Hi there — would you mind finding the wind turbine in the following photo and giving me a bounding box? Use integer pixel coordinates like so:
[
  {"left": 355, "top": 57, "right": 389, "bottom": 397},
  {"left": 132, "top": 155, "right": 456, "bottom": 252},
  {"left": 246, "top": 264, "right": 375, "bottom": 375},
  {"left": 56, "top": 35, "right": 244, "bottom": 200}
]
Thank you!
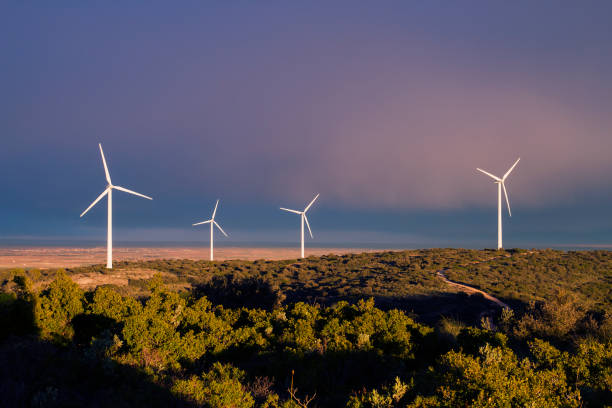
[
  {"left": 193, "top": 200, "right": 228, "bottom": 261},
  {"left": 280, "top": 194, "right": 319, "bottom": 259},
  {"left": 477, "top": 158, "right": 520, "bottom": 250},
  {"left": 80, "top": 143, "right": 153, "bottom": 269}
]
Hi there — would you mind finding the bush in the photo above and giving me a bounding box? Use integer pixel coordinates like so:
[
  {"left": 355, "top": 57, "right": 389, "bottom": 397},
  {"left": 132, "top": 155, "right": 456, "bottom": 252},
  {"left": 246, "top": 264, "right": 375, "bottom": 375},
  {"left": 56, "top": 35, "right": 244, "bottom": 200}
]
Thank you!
[
  {"left": 36, "top": 270, "right": 84, "bottom": 341},
  {"left": 514, "top": 290, "right": 586, "bottom": 342},
  {"left": 172, "top": 362, "right": 255, "bottom": 408},
  {"left": 421, "top": 345, "right": 582, "bottom": 407}
]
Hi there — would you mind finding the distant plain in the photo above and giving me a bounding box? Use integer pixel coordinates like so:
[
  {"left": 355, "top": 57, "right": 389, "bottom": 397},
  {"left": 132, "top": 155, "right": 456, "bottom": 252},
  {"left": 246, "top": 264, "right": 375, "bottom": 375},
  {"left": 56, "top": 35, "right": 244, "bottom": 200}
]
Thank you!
[{"left": 0, "top": 246, "right": 379, "bottom": 268}]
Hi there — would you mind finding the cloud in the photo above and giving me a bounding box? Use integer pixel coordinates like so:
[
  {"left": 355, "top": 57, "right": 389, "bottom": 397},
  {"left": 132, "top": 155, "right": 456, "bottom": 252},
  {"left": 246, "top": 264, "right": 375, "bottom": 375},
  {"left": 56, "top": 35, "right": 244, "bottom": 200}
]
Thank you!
[
  {"left": 3, "top": 3, "right": 611, "bottom": 215},
  {"left": 208, "top": 57, "right": 612, "bottom": 210}
]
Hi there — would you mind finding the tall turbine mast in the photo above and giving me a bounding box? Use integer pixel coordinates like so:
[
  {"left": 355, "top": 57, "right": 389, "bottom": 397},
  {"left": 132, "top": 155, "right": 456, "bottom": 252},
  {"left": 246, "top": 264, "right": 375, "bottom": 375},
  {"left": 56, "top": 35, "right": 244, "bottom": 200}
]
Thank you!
[
  {"left": 476, "top": 158, "right": 520, "bottom": 250},
  {"left": 80, "top": 143, "right": 153, "bottom": 268},
  {"left": 193, "top": 199, "right": 228, "bottom": 261},
  {"left": 281, "top": 194, "right": 319, "bottom": 258}
]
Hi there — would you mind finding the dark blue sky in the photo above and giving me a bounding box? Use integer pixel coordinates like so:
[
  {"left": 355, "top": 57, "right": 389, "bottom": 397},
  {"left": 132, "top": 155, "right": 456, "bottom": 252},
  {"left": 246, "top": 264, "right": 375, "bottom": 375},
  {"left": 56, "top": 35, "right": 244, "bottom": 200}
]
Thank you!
[{"left": 1, "top": 2, "right": 611, "bottom": 248}]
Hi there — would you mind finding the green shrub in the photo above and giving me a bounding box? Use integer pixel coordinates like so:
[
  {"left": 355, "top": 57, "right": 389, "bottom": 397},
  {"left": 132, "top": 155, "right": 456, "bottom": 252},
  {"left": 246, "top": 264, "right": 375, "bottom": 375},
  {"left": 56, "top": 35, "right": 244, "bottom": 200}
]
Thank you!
[
  {"left": 346, "top": 377, "right": 412, "bottom": 408},
  {"left": 172, "top": 362, "right": 254, "bottom": 408},
  {"left": 420, "top": 345, "right": 582, "bottom": 407},
  {"left": 36, "top": 270, "right": 84, "bottom": 341}
]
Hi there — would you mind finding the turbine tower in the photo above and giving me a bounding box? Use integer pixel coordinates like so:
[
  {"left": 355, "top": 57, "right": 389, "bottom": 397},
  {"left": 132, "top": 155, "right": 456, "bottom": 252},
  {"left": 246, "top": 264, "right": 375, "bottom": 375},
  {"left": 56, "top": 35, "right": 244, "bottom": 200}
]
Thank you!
[
  {"left": 477, "top": 158, "right": 520, "bottom": 250},
  {"left": 280, "top": 194, "right": 319, "bottom": 258},
  {"left": 193, "top": 200, "right": 228, "bottom": 261},
  {"left": 80, "top": 143, "right": 153, "bottom": 269}
]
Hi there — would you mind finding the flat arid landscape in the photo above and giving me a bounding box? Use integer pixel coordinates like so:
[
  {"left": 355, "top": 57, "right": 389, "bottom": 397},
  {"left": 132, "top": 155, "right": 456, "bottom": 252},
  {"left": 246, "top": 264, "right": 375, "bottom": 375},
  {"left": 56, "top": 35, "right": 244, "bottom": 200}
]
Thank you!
[{"left": 0, "top": 246, "right": 377, "bottom": 268}]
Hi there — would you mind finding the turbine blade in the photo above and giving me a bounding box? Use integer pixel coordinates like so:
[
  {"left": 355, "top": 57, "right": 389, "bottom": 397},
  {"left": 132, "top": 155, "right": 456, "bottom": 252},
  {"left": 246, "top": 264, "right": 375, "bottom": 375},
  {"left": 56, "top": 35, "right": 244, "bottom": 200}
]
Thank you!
[
  {"left": 304, "top": 193, "right": 319, "bottom": 212},
  {"left": 113, "top": 185, "right": 153, "bottom": 200},
  {"left": 476, "top": 168, "right": 502, "bottom": 181},
  {"left": 280, "top": 207, "right": 302, "bottom": 215},
  {"left": 212, "top": 199, "right": 219, "bottom": 220},
  {"left": 99, "top": 143, "right": 112, "bottom": 184},
  {"left": 80, "top": 188, "right": 109, "bottom": 217},
  {"left": 214, "top": 221, "right": 228, "bottom": 237},
  {"left": 503, "top": 158, "right": 521, "bottom": 180},
  {"left": 193, "top": 219, "right": 212, "bottom": 226},
  {"left": 303, "top": 214, "right": 313, "bottom": 239},
  {"left": 502, "top": 182, "right": 512, "bottom": 217}
]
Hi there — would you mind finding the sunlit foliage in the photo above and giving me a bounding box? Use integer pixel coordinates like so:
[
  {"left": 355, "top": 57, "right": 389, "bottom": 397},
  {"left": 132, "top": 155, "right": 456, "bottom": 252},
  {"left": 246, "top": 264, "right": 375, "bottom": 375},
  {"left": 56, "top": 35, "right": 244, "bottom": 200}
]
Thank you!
[{"left": 0, "top": 249, "right": 611, "bottom": 406}]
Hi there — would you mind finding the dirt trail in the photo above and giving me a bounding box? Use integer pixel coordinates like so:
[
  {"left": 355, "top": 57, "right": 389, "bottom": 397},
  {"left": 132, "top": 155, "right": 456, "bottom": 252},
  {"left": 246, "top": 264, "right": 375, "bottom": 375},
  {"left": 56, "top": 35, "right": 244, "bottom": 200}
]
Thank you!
[
  {"left": 437, "top": 268, "right": 509, "bottom": 309},
  {"left": 435, "top": 252, "right": 530, "bottom": 310}
]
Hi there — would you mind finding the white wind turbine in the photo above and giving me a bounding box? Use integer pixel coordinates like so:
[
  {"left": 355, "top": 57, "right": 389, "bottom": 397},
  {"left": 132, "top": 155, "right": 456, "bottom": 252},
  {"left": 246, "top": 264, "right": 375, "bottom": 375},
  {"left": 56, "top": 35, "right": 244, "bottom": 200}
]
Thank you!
[
  {"left": 80, "top": 143, "right": 153, "bottom": 269},
  {"left": 280, "top": 194, "right": 319, "bottom": 259},
  {"left": 477, "top": 158, "right": 520, "bottom": 250},
  {"left": 193, "top": 200, "right": 228, "bottom": 261}
]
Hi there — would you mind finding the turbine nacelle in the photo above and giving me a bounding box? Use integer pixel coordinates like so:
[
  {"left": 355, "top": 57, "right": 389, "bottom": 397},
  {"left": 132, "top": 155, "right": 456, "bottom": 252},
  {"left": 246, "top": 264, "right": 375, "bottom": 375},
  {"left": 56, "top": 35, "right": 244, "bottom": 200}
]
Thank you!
[
  {"left": 476, "top": 158, "right": 519, "bottom": 217},
  {"left": 281, "top": 194, "right": 319, "bottom": 258},
  {"left": 80, "top": 143, "right": 153, "bottom": 269},
  {"left": 193, "top": 199, "right": 228, "bottom": 236},
  {"left": 476, "top": 158, "right": 520, "bottom": 250},
  {"left": 280, "top": 193, "right": 319, "bottom": 239},
  {"left": 80, "top": 144, "right": 153, "bottom": 218},
  {"left": 193, "top": 200, "right": 228, "bottom": 261}
]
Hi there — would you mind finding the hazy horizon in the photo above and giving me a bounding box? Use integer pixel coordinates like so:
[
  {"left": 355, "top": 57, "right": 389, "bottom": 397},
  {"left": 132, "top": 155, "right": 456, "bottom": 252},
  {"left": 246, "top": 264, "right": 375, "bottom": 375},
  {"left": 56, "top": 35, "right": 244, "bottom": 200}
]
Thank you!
[{"left": 1, "top": 237, "right": 610, "bottom": 252}]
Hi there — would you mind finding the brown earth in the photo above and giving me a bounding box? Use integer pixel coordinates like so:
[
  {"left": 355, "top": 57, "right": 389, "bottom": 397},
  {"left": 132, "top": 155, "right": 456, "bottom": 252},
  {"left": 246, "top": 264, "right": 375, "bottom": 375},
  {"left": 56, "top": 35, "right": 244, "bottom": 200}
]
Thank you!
[
  {"left": 437, "top": 268, "right": 509, "bottom": 309},
  {"left": 0, "top": 247, "right": 380, "bottom": 269}
]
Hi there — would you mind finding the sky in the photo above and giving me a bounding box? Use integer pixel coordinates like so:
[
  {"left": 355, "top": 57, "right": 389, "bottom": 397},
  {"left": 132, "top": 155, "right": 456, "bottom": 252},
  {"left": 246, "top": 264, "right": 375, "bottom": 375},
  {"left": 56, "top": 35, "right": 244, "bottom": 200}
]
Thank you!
[{"left": 1, "top": 2, "right": 612, "bottom": 248}]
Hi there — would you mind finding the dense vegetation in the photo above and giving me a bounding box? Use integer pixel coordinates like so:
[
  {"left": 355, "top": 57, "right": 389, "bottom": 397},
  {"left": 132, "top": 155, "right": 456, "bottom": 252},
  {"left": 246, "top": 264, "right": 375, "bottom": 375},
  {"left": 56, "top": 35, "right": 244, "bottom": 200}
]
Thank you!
[
  {"left": 65, "top": 249, "right": 505, "bottom": 324},
  {"left": 1, "top": 249, "right": 611, "bottom": 407},
  {"left": 445, "top": 250, "right": 612, "bottom": 311}
]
